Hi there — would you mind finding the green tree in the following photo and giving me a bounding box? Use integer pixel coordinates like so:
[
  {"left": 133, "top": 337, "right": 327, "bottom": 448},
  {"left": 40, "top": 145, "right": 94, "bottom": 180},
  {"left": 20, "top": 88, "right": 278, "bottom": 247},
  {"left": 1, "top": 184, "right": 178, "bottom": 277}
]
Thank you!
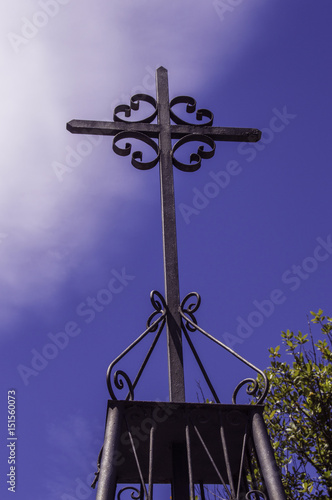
[{"left": 264, "top": 309, "right": 332, "bottom": 499}]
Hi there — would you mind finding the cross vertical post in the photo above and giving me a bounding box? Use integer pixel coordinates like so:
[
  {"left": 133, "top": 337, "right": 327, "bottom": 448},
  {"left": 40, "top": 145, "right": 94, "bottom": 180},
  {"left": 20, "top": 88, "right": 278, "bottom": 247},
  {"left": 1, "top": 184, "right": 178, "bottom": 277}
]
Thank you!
[
  {"left": 65, "top": 68, "right": 288, "bottom": 500},
  {"left": 66, "top": 66, "right": 263, "bottom": 409},
  {"left": 156, "top": 67, "right": 185, "bottom": 403}
]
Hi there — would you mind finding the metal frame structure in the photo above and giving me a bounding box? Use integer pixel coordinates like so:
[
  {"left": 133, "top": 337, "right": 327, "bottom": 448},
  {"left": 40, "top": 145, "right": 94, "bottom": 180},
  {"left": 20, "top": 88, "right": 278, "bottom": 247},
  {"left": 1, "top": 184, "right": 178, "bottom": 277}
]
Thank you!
[{"left": 67, "top": 67, "right": 286, "bottom": 500}]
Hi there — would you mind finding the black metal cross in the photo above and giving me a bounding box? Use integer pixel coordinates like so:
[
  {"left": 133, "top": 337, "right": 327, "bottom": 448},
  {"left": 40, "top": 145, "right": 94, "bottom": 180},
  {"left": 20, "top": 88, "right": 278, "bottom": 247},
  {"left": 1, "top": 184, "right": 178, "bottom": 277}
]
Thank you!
[{"left": 67, "top": 66, "right": 261, "bottom": 403}]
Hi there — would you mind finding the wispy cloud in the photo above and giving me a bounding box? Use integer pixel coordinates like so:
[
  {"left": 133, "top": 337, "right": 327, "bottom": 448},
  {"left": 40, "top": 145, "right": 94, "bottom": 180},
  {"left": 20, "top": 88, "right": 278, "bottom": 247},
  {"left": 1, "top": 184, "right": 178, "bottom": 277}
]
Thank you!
[{"left": 0, "top": 1, "right": 273, "bottom": 331}]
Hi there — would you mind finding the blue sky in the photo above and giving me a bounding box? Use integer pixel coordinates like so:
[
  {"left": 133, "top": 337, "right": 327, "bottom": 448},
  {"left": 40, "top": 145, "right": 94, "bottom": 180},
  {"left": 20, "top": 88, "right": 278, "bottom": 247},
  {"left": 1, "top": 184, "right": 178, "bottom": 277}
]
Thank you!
[{"left": 1, "top": 1, "right": 332, "bottom": 499}]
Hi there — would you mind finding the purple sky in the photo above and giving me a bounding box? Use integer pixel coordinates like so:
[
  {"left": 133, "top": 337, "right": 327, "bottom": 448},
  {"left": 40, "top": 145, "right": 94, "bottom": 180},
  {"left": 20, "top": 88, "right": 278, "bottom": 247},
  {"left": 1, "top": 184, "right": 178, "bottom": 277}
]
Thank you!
[{"left": 1, "top": 1, "right": 332, "bottom": 499}]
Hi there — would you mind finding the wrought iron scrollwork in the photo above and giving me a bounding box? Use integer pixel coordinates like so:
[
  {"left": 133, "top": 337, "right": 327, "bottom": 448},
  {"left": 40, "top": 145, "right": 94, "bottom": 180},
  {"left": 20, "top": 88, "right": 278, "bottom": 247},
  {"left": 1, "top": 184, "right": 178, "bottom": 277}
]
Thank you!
[
  {"left": 147, "top": 290, "right": 166, "bottom": 330},
  {"left": 180, "top": 292, "right": 201, "bottom": 331},
  {"left": 170, "top": 96, "right": 214, "bottom": 126},
  {"left": 233, "top": 378, "right": 266, "bottom": 406},
  {"left": 112, "top": 93, "right": 159, "bottom": 170},
  {"left": 169, "top": 96, "right": 216, "bottom": 171},
  {"left": 113, "top": 131, "right": 159, "bottom": 170},
  {"left": 106, "top": 291, "right": 166, "bottom": 400},
  {"left": 114, "top": 94, "right": 157, "bottom": 124},
  {"left": 179, "top": 292, "right": 269, "bottom": 404},
  {"left": 246, "top": 491, "right": 267, "bottom": 500},
  {"left": 117, "top": 486, "right": 141, "bottom": 500},
  {"left": 172, "top": 134, "right": 216, "bottom": 172}
]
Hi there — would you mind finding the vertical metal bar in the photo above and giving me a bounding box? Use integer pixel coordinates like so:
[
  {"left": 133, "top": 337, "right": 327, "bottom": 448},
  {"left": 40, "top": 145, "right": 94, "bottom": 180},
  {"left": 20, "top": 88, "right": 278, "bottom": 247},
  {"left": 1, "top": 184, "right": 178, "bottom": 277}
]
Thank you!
[
  {"left": 199, "top": 482, "right": 205, "bottom": 500},
  {"left": 219, "top": 413, "right": 236, "bottom": 498},
  {"left": 172, "top": 442, "right": 190, "bottom": 500},
  {"left": 96, "top": 405, "right": 123, "bottom": 500},
  {"left": 185, "top": 424, "right": 195, "bottom": 500},
  {"left": 156, "top": 66, "right": 185, "bottom": 403},
  {"left": 236, "top": 427, "right": 248, "bottom": 499},
  {"left": 148, "top": 425, "right": 155, "bottom": 500},
  {"left": 193, "top": 424, "right": 230, "bottom": 495},
  {"left": 251, "top": 411, "right": 287, "bottom": 500},
  {"left": 126, "top": 424, "right": 148, "bottom": 499}
]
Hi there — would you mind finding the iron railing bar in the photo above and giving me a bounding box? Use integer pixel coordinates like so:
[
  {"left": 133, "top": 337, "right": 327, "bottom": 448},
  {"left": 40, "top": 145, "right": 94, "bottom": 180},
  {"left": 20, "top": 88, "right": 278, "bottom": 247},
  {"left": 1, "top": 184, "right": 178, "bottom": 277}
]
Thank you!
[
  {"left": 185, "top": 424, "right": 195, "bottom": 500},
  {"left": 181, "top": 321, "right": 221, "bottom": 403},
  {"left": 239, "top": 448, "right": 252, "bottom": 498},
  {"left": 218, "top": 411, "right": 236, "bottom": 498},
  {"left": 125, "top": 416, "right": 149, "bottom": 499},
  {"left": 192, "top": 422, "right": 232, "bottom": 497},
  {"left": 148, "top": 425, "right": 155, "bottom": 500},
  {"left": 246, "top": 447, "right": 259, "bottom": 496},
  {"left": 107, "top": 311, "right": 167, "bottom": 399},
  {"left": 199, "top": 483, "right": 205, "bottom": 500},
  {"left": 203, "top": 485, "right": 230, "bottom": 500},
  {"left": 179, "top": 310, "right": 269, "bottom": 403},
  {"left": 127, "top": 318, "right": 166, "bottom": 400},
  {"left": 236, "top": 424, "right": 248, "bottom": 499}
]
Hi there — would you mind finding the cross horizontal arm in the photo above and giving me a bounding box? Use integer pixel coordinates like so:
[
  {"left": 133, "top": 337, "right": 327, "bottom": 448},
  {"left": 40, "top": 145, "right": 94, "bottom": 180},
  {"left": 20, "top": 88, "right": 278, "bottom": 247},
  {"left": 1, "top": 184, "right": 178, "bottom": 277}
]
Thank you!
[
  {"left": 67, "top": 119, "right": 261, "bottom": 142},
  {"left": 174, "top": 126, "right": 261, "bottom": 142},
  {"left": 66, "top": 120, "right": 160, "bottom": 138}
]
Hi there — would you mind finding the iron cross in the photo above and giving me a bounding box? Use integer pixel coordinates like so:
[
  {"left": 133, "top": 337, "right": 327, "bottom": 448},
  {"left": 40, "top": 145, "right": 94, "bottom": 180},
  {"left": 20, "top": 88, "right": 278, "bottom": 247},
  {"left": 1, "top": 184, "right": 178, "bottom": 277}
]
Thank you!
[{"left": 67, "top": 66, "right": 261, "bottom": 403}]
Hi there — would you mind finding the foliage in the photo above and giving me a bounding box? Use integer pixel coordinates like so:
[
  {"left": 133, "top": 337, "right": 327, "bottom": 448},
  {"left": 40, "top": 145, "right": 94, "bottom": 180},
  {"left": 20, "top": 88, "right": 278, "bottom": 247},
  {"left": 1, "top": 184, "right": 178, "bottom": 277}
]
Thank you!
[{"left": 264, "top": 309, "right": 332, "bottom": 499}]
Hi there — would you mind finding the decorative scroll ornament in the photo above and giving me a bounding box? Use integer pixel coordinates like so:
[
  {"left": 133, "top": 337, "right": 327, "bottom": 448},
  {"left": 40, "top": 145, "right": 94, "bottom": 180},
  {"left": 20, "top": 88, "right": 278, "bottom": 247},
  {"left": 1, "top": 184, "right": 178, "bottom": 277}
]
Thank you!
[
  {"left": 113, "top": 94, "right": 157, "bottom": 124},
  {"left": 169, "top": 96, "right": 216, "bottom": 171},
  {"left": 232, "top": 377, "right": 266, "bottom": 406},
  {"left": 106, "top": 291, "right": 166, "bottom": 401},
  {"left": 246, "top": 491, "right": 267, "bottom": 500},
  {"left": 112, "top": 93, "right": 159, "bottom": 170},
  {"left": 117, "top": 486, "right": 141, "bottom": 500},
  {"left": 172, "top": 134, "right": 216, "bottom": 172},
  {"left": 170, "top": 96, "right": 214, "bottom": 126},
  {"left": 180, "top": 292, "right": 201, "bottom": 331},
  {"left": 113, "top": 131, "right": 159, "bottom": 170},
  {"left": 179, "top": 292, "right": 269, "bottom": 405}
]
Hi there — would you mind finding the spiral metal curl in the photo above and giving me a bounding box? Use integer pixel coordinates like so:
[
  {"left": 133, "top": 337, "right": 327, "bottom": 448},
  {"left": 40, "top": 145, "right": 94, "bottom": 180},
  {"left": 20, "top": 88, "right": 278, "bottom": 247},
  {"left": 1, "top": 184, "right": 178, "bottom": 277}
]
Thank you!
[
  {"left": 246, "top": 491, "right": 267, "bottom": 500},
  {"left": 232, "top": 378, "right": 262, "bottom": 405},
  {"left": 170, "top": 96, "right": 214, "bottom": 126},
  {"left": 114, "top": 94, "right": 157, "bottom": 124},
  {"left": 147, "top": 290, "right": 167, "bottom": 331},
  {"left": 179, "top": 292, "right": 269, "bottom": 404},
  {"left": 117, "top": 486, "right": 141, "bottom": 500},
  {"left": 113, "top": 370, "right": 134, "bottom": 401},
  {"left": 180, "top": 292, "right": 201, "bottom": 332},
  {"left": 106, "top": 290, "right": 167, "bottom": 400},
  {"left": 172, "top": 134, "right": 216, "bottom": 172},
  {"left": 113, "top": 131, "right": 159, "bottom": 170}
]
